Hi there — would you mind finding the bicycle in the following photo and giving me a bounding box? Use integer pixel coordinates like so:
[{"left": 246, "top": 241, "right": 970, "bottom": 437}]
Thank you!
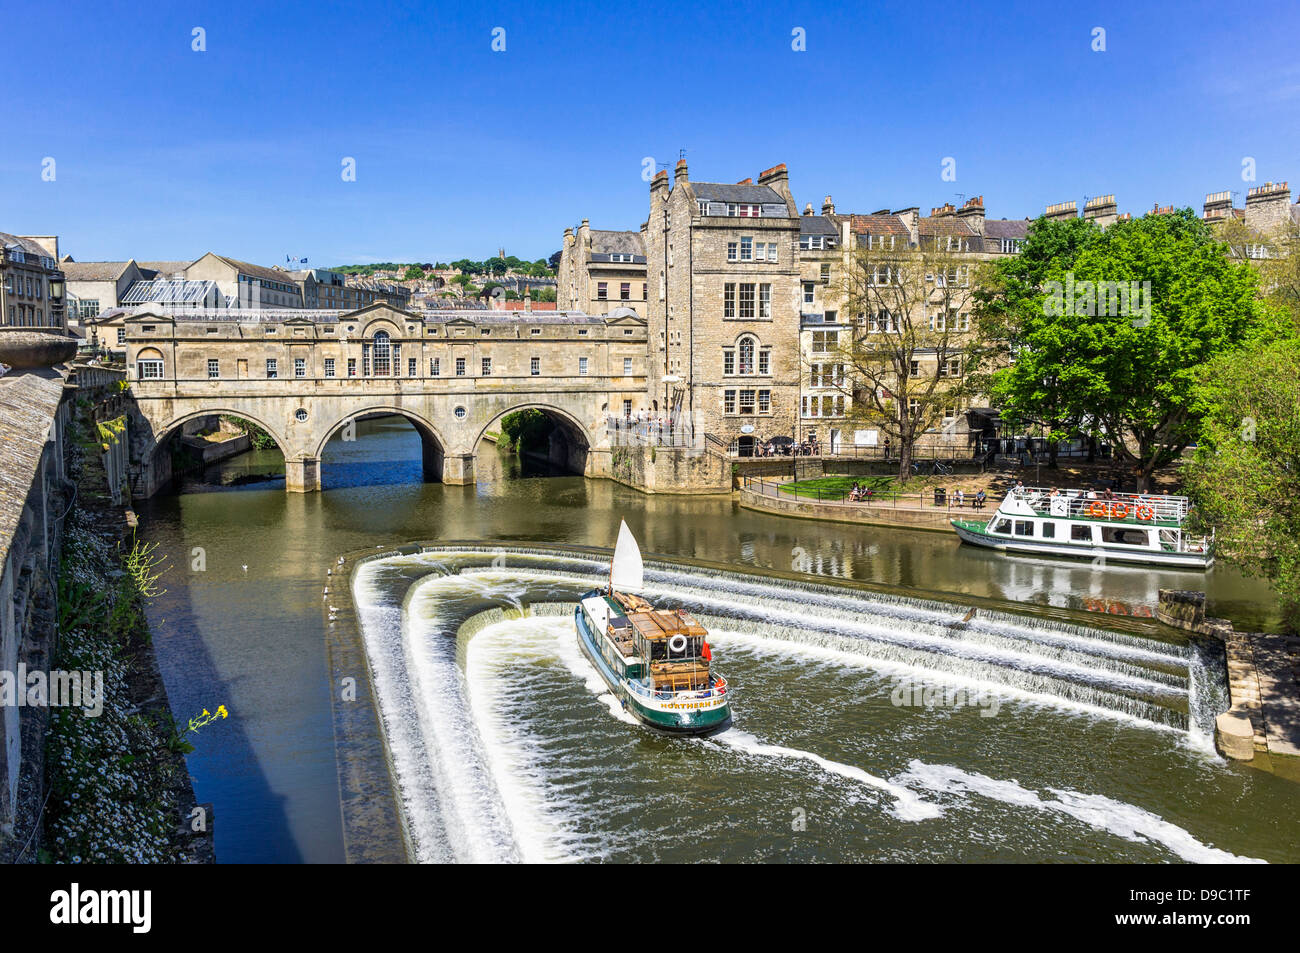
[{"left": 912, "top": 460, "right": 954, "bottom": 476}]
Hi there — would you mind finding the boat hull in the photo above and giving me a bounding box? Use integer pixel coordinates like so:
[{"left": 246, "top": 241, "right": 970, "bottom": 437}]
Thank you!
[
  {"left": 574, "top": 594, "right": 731, "bottom": 736},
  {"left": 951, "top": 519, "right": 1213, "bottom": 570}
]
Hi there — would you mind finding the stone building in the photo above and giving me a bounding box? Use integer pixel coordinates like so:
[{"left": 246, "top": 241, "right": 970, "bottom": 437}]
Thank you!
[
  {"left": 556, "top": 221, "right": 648, "bottom": 317},
  {"left": 1, "top": 234, "right": 65, "bottom": 330},
  {"left": 641, "top": 160, "right": 805, "bottom": 450}
]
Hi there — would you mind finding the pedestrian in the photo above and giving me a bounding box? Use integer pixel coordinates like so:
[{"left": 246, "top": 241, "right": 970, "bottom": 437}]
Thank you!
[{"left": 884, "top": 437, "right": 891, "bottom": 460}]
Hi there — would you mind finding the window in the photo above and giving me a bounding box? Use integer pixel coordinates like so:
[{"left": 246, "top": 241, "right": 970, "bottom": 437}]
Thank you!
[
  {"left": 620, "top": 282, "right": 630, "bottom": 300},
  {"left": 724, "top": 389, "right": 736, "bottom": 414},
  {"left": 408, "top": 357, "right": 417, "bottom": 376},
  {"left": 993, "top": 519, "right": 1012, "bottom": 534},
  {"left": 430, "top": 358, "right": 440, "bottom": 376},
  {"left": 295, "top": 358, "right": 306, "bottom": 378},
  {"left": 530, "top": 327, "right": 541, "bottom": 335},
  {"left": 759, "top": 349, "right": 770, "bottom": 375},
  {"left": 820, "top": 263, "right": 831, "bottom": 284},
  {"left": 727, "top": 242, "right": 738, "bottom": 262},
  {"left": 738, "top": 389, "right": 756, "bottom": 414},
  {"left": 456, "top": 357, "right": 466, "bottom": 376},
  {"left": 723, "top": 283, "right": 736, "bottom": 318},
  {"left": 623, "top": 399, "right": 632, "bottom": 416},
  {"left": 758, "top": 283, "right": 771, "bottom": 319},
  {"left": 266, "top": 359, "right": 278, "bottom": 379},
  {"left": 1042, "top": 523, "right": 1056, "bottom": 539},
  {"left": 758, "top": 389, "right": 771, "bottom": 413},
  {"left": 1014, "top": 520, "right": 1034, "bottom": 536},
  {"left": 623, "top": 357, "right": 633, "bottom": 375},
  {"left": 738, "top": 283, "right": 755, "bottom": 319},
  {"left": 940, "top": 359, "right": 961, "bottom": 378},
  {"left": 1071, "top": 525, "right": 1093, "bottom": 542},
  {"left": 740, "top": 236, "right": 753, "bottom": 261},
  {"left": 531, "top": 356, "right": 540, "bottom": 376},
  {"left": 738, "top": 336, "right": 755, "bottom": 374},
  {"left": 803, "top": 281, "right": 815, "bottom": 305},
  {"left": 481, "top": 357, "right": 492, "bottom": 376},
  {"left": 597, "top": 282, "right": 608, "bottom": 300},
  {"left": 347, "top": 358, "right": 357, "bottom": 377},
  {"left": 372, "top": 330, "right": 391, "bottom": 376},
  {"left": 723, "top": 349, "right": 735, "bottom": 375},
  {"left": 138, "top": 359, "right": 164, "bottom": 380},
  {"left": 812, "top": 330, "right": 838, "bottom": 353},
  {"left": 578, "top": 357, "right": 588, "bottom": 375},
  {"left": 207, "top": 359, "right": 219, "bottom": 379},
  {"left": 324, "top": 358, "right": 335, "bottom": 378},
  {"left": 117, "top": 328, "right": 126, "bottom": 344}
]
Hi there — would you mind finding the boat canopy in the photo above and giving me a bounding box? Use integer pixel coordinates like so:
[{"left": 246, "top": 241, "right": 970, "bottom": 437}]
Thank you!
[{"left": 611, "top": 519, "right": 644, "bottom": 592}]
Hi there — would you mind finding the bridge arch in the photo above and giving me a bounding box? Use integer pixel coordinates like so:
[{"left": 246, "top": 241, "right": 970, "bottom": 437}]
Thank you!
[
  {"left": 474, "top": 401, "right": 595, "bottom": 479},
  {"left": 313, "top": 406, "right": 448, "bottom": 460}
]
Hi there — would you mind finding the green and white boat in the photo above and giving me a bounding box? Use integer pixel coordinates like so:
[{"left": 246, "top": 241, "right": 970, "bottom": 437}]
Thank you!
[
  {"left": 575, "top": 521, "right": 731, "bottom": 735},
  {"left": 951, "top": 486, "right": 1213, "bottom": 570}
]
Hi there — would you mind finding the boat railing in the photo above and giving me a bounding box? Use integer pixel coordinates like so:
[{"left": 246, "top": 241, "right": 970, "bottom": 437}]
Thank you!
[
  {"left": 627, "top": 671, "right": 728, "bottom": 702},
  {"left": 1006, "top": 487, "right": 1190, "bottom": 523}
]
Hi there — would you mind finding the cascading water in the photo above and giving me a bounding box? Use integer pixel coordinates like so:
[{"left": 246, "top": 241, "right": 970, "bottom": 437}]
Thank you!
[{"left": 351, "top": 545, "right": 1277, "bottom": 863}]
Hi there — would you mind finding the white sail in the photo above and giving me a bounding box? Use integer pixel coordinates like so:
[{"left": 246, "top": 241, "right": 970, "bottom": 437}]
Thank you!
[{"left": 610, "top": 519, "right": 644, "bottom": 593}]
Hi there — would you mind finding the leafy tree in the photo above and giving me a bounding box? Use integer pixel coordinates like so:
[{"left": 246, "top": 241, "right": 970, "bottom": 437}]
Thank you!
[
  {"left": 982, "top": 209, "right": 1266, "bottom": 489},
  {"left": 1183, "top": 339, "right": 1300, "bottom": 627},
  {"left": 499, "top": 409, "right": 555, "bottom": 452},
  {"left": 403, "top": 265, "right": 425, "bottom": 281},
  {"left": 837, "top": 237, "right": 997, "bottom": 481}
]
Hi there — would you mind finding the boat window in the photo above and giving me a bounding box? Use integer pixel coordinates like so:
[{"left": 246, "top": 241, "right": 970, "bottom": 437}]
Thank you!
[
  {"left": 1102, "top": 526, "right": 1149, "bottom": 546},
  {"left": 993, "top": 519, "right": 1012, "bottom": 534},
  {"left": 1071, "top": 525, "right": 1093, "bottom": 542},
  {"left": 1014, "top": 520, "right": 1034, "bottom": 536},
  {"left": 1041, "top": 522, "right": 1056, "bottom": 539}
]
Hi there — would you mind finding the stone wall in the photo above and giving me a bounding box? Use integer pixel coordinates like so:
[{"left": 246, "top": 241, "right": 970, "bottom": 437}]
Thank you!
[
  {"left": 607, "top": 444, "right": 730, "bottom": 494},
  {"left": 0, "top": 367, "right": 72, "bottom": 860}
]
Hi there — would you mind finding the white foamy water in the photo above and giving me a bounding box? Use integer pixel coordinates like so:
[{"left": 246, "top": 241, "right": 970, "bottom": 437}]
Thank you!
[
  {"left": 895, "top": 761, "right": 1266, "bottom": 864},
  {"left": 710, "top": 729, "right": 943, "bottom": 821}
]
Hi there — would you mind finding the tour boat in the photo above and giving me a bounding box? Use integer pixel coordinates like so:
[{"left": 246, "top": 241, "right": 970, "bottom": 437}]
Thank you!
[
  {"left": 950, "top": 486, "right": 1213, "bottom": 570},
  {"left": 575, "top": 521, "right": 731, "bottom": 734}
]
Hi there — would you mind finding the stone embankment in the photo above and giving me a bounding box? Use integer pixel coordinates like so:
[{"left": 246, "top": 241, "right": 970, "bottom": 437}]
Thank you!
[{"left": 1157, "top": 589, "right": 1300, "bottom": 767}]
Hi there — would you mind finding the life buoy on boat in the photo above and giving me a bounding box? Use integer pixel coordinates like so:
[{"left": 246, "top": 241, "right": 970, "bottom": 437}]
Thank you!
[
  {"left": 1089, "top": 502, "right": 1107, "bottom": 518},
  {"left": 668, "top": 634, "right": 688, "bottom": 654},
  {"left": 1136, "top": 505, "right": 1154, "bottom": 521},
  {"left": 1110, "top": 502, "right": 1129, "bottom": 519}
]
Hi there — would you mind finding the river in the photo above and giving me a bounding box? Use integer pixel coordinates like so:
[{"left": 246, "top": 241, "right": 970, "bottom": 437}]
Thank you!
[{"left": 137, "top": 417, "right": 1298, "bottom": 863}]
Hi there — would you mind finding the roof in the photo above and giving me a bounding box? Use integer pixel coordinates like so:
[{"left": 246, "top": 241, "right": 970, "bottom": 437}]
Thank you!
[
  {"left": 799, "top": 216, "right": 838, "bottom": 236},
  {"left": 60, "top": 260, "right": 134, "bottom": 281},
  {"left": 589, "top": 230, "right": 645, "bottom": 257},
  {"left": 918, "top": 214, "right": 980, "bottom": 238},
  {"left": 983, "top": 219, "right": 1032, "bottom": 239},
  {"left": 849, "top": 213, "right": 910, "bottom": 237},
  {"left": 0, "top": 232, "right": 57, "bottom": 260},
  {"left": 137, "top": 260, "right": 195, "bottom": 278},
  {"left": 120, "top": 278, "right": 221, "bottom": 305},
  {"left": 691, "top": 182, "right": 785, "bottom": 206},
  {"left": 211, "top": 255, "right": 300, "bottom": 286}
]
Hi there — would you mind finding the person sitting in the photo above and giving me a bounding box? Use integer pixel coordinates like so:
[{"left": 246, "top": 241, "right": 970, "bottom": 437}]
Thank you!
[{"left": 974, "top": 489, "right": 986, "bottom": 509}]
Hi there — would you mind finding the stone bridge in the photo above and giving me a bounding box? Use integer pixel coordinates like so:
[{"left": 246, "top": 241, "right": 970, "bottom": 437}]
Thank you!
[{"left": 120, "top": 303, "right": 649, "bottom": 493}]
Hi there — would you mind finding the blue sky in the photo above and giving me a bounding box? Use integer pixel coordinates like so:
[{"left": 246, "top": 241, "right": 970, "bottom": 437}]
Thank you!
[{"left": 3, "top": 0, "right": 1297, "bottom": 266}]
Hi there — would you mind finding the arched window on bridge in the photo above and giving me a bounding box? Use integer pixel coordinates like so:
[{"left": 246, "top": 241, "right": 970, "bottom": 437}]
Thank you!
[{"left": 371, "top": 330, "right": 392, "bottom": 377}]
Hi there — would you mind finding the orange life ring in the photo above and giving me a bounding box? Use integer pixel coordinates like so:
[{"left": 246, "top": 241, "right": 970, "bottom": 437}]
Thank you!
[
  {"left": 1089, "top": 502, "right": 1107, "bottom": 518},
  {"left": 1110, "top": 502, "right": 1129, "bottom": 519},
  {"left": 1136, "top": 505, "right": 1154, "bottom": 521}
]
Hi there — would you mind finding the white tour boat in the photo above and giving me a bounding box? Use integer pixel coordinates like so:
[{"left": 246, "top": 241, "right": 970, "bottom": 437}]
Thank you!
[{"left": 951, "top": 486, "right": 1213, "bottom": 570}]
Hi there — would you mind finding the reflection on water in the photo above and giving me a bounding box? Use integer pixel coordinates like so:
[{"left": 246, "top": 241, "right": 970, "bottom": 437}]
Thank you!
[{"left": 138, "top": 417, "right": 1285, "bottom": 863}]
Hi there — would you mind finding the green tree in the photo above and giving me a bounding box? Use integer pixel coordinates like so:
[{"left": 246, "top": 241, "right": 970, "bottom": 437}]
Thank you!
[
  {"left": 982, "top": 209, "right": 1266, "bottom": 489},
  {"left": 1183, "top": 339, "right": 1300, "bottom": 627},
  {"left": 403, "top": 265, "right": 425, "bottom": 281}
]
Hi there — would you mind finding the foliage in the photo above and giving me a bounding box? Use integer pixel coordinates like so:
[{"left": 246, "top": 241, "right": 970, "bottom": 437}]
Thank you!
[
  {"left": 979, "top": 209, "right": 1269, "bottom": 488},
  {"left": 836, "top": 237, "right": 998, "bottom": 480},
  {"left": 1183, "top": 338, "right": 1300, "bottom": 627},
  {"left": 499, "top": 409, "right": 555, "bottom": 453}
]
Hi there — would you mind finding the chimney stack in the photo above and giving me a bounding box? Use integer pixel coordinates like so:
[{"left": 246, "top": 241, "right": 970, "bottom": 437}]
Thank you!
[
  {"left": 674, "top": 158, "right": 689, "bottom": 185},
  {"left": 957, "top": 195, "right": 985, "bottom": 233},
  {"left": 1245, "top": 181, "right": 1292, "bottom": 233},
  {"left": 1044, "top": 200, "right": 1078, "bottom": 222},
  {"left": 1203, "top": 190, "right": 1233, "bottom": 220},
  {"left": 1083, "top": 194, "right": 1118, "bottom": 228},
  {"left": 822, "top": 195, "right": 835, "bottom": 216},
  {"left": 757, "top": 163, "right": 795, "bottom": 213}
]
